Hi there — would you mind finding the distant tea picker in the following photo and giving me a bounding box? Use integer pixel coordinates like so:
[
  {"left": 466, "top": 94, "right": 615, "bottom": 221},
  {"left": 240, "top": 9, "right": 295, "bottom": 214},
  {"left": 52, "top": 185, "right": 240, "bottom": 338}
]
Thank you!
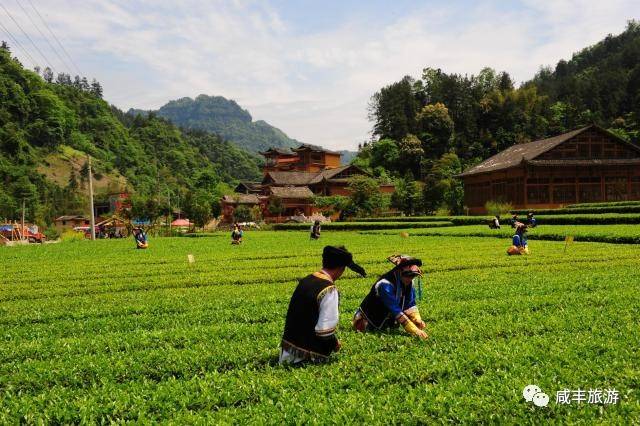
[
  {"left": 133, "top": 227, "right": 148, "bottom": 249},
  {"left": 507, "top": 222, "right": 529, "bottom": 255}
]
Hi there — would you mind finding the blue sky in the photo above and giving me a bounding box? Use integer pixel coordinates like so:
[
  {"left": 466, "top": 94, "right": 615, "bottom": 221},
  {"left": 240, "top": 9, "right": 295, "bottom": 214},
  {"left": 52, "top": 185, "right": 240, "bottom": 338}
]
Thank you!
[{"left": 1, "top": 1, "right": 637, "bottom": 150}]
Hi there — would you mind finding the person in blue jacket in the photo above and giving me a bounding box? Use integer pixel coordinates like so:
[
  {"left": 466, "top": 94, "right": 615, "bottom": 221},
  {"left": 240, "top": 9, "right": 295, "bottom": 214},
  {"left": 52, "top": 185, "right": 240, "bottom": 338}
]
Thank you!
[
  {"left": 527, "top": 212, "right": 537, "bottom": 228},
  {"left": 352, "top": 255, "right": 428, "bottom": 339},
  {"left": 133, "top": 227, "right": 148, "bottom": 249}
]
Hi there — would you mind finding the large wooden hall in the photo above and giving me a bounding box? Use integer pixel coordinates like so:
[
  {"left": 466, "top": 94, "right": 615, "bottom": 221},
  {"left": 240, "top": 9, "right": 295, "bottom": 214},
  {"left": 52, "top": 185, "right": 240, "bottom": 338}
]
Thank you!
[{"left": 459, "top": 125, "right": 640, "bottom": 214}]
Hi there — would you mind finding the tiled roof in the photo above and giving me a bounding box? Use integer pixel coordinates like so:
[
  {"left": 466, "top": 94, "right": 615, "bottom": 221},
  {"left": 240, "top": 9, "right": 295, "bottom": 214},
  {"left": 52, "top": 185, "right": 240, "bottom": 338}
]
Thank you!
[
  {"left": 293, "top": 143, "right": 341, "bottom": 155},
  {"left": 55, "top": 215, "right": 88, "bottom": 221},
  {"left": 459, "top": 126, "right": 592, "bottom": 177},
  {"left": 269, "top": 186, "right": 315, "bottom": 198},
  {"left": 221, "top": 194, "right": 260, "bottom": 204},
  {"left": 263, "top": 171, "right": 317, "bottom": 185}
]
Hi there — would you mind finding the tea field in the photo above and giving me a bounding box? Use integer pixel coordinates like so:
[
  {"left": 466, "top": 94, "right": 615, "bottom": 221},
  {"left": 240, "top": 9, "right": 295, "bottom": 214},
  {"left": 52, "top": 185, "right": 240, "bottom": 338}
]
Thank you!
[{"left": 1, "top": 231, "right": 639, "bottom": 423}]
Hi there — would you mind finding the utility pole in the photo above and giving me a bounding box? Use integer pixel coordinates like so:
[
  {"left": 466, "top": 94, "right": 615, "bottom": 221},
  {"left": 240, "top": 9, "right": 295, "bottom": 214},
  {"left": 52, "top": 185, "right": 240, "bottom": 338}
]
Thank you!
[
  {"left": 21, "top": 199, "right": 25, "bottom": 241},
  {"left": 167, "top": 190, "right": 171, "bottom": 235},
  {"left": 88, "top": 156, "right": 96, "bottom": 240}
]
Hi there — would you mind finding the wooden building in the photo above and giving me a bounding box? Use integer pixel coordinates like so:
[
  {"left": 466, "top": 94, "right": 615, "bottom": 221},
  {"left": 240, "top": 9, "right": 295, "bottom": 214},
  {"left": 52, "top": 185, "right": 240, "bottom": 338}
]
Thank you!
[
  {"left": 459, "top": 125, "right": 640, "bottom": 214},
  {"left": 269, "top": 186, "right": 315, "bottom": 217},
  {"left": 221, "top": 194, "right": 262, "bottom": 222},
  {"left": 261, "top": 164, "right": 378, "bottom": 196},
  {"left": 260, "top": 144, "right": 342, "bottom": 173},
  {"left": 54, "top": 215, "right": 90, "bottom": 233},
  {"left": 222, "top": 142, "right": 395, "bottom": 222}
]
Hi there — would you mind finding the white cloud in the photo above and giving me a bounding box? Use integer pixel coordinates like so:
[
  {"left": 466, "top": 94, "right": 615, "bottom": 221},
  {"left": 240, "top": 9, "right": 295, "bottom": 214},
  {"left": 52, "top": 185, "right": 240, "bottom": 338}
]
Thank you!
[{"left": 1, "top": 1, "right": 636, "bottom": 150}]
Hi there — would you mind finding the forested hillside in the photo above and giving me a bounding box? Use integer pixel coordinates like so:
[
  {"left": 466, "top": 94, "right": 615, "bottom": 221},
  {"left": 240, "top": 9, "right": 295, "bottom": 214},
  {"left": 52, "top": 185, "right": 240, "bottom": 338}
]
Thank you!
[
  {"left": 148, "top": 94, "right": 299, "bottom": 153},
  {"left": 357, "top": 21, "right": 640, "bottom": 215},
  {"left": 0, "top": 43, "right": 261, "bottom": 226}
]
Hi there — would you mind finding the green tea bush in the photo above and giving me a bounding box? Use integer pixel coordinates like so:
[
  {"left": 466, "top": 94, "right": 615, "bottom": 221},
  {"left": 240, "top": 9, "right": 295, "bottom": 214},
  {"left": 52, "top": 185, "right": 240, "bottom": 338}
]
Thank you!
[
  {"left": 566, "top": 200, "right": 640, "bottom": 208},
  {"left": 1, "top": 232, "right": 638, "bottom": 423},
  {"left": 511, "top": 205, "right": 640, "bottom": 215},
  {"left": 484, "top": 200, "right": 513, "bottom": 216},
  {"left": 273, "top": 221, "right": 453, "bottom": 231}
]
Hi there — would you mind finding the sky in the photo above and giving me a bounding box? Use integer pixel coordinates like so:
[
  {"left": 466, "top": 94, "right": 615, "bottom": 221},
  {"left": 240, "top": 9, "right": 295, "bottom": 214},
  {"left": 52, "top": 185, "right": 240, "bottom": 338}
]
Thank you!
[{"left": 1, "top": 0, "right": 638, "bottom": 151}]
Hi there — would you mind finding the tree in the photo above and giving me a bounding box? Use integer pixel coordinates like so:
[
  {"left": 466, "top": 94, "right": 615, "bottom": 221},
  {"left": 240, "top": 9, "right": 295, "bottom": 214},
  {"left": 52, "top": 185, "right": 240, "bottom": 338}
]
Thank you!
[
  {"left": 183, "top": 190, "right": 213, "bottom": 229},
  {"left": 0, "top": 188, "right": 17, "bottom": 219},
  {"left": 391, "top": 176, "right": 423, "bottom": 216},
  {"left": 43, "top": 67, "right": 53, "bottom": 83},
  {"left": 369, "top": 76, "right": 419, "bottom": 141},
  {"left": 416, "top": 103, "right": 454, "bottom": 159},
  {"left": 348, "top": 175, "right": 384, "bottom": 217},
  {"left": 67, "top": 169, "right": 79, "bottom": 191},
  {"left": 422, "top": 153, "right": 463, "bottom": 214},
  {"left": 396, "top": 134, "right": 424, "bottom": 178},
  {"left": 233, "top": 205, "right": 252, "bottom": 222},
  {"left": 267, "top": 197, "right": 284, "bottom": 216},
  {"left": 369, "top": 138, "right": 400, "bottom": 172},
  {"left": 90, "top": 79, "right": 103, "bottom": 98}
]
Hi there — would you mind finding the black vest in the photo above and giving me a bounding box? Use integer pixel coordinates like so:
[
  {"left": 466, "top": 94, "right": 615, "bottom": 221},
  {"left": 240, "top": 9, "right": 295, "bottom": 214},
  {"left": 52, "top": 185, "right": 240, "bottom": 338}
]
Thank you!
[
  {"left": 359, "top": 271, "right": 410, "bottom": 329},
  {"left": 282, "top": 273, "right": 337, "bottom": 357}
]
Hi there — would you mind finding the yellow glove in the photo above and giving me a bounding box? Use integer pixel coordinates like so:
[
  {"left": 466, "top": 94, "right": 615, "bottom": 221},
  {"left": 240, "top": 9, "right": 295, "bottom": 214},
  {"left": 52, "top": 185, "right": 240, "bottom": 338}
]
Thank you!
[
  {"left": 399, "top": 314, "right": 428, "bottom": 340},
  {"left": 406, "top": 309, "right": 426, "bottom": 330}
]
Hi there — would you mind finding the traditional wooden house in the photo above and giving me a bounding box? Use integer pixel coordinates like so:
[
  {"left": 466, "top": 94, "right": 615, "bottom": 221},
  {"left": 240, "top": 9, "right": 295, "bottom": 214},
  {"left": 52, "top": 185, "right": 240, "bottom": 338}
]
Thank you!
[
  {"left": 261, "top": 165, "right": 394, "bottom": 196},
  {"left": 260, "top": 144, "right": 342, "bottom": 173},
  {"left": 234, "top": 181, "right": 262, "bottom": 194},
  {"left": 459, "top": 125, "right": 640, "bottom": 214},
  {"left": 268, "top": 186, "right": 315, "bottom": 217},
  {"left": 54, "top": 215, "right": 90, "bottom": 233},
  {"left": 221, "top": 194, "right": 263, "bottom": 221},
  {"left": 222, "top": 142, "right": 395, "bottom": 222}
]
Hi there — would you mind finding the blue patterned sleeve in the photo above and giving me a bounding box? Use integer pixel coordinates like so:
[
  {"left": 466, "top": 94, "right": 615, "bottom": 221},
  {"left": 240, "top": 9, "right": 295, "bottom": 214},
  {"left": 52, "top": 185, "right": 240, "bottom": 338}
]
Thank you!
[{"left": 377, "top": 281, "right": 403, "bottom": 318}]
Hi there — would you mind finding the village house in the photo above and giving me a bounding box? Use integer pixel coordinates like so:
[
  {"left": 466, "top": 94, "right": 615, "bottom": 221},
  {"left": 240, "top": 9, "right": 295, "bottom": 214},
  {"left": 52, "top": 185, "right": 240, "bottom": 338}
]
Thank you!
[
  {"left": 222, "top": 143, "right": 394, "bottom": 222},
  {"left": 54, "top": 215, "right": 90, "bottom": 233},
  {"left": 459, "top": 125, "right": 640, "bottom": 214}
]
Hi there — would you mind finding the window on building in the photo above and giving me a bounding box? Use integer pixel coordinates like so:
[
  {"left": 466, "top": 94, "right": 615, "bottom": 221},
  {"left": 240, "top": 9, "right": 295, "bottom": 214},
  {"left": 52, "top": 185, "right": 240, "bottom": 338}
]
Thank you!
[
  {"left": 527, "top": 185, "right": 550, "bottom": 204},
  {"left": 577, "top": 144, "right": 589, "bottom": 158},
  {"left": 553, "top": 185, "right": 576, "bottom": 204},
  {"left": 631, "top": 177, "right": 640, "bottom": 199},
  {"left": 310, "top": 152, "right": 323, "bottom": 163},
  {"left": 578, "top": 183, "right": 602, "bottom": 203},
  {"left": 605, "top": 177, "right": 628, "bottom": 201}
]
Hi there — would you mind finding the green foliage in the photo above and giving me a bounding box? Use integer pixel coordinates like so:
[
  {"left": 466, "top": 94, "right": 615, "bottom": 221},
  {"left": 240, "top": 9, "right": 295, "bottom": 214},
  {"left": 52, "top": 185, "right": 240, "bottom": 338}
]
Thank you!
[
  {"left": 369, "top": 138, "right": 400, "bottom": 171},
  {"left": 267, "top": 197, "right": 284, "bottom": 216},
  {"left": 313, "top": 195, "right": 351, "bottom": 216},
  {"left": 423, "top": 153, "right": 464, "bottom": 214},
  {"left": 511, "top": 205, "right": 640, "bottom": 215},
  {"left": 347, "top": 175, "right": 385, "bottom": 217},
  {"left": 153, "top": 94, "right": 298, "bottom": 153},
  {"left": 232, "top": 205, "right": 252, "bottom": 223},
  {"left": 0, "top": 232, "right": 638, "bottom": 422},
  {"left": 357, "top": 21, "right": 640, "bottom": 204},
  {"left": 485, "top": 200, "right": 514, "bottom": 216},
  {"left": 416, "top": 102, "right": 454, "bottom": 158},
  {"left": 390, "top": 177, "right": 423, "bottom": 215},
  {"left": 183, "top": 190, "right": 213, "bottom": 228},
  {"left": 273, "top": 221, "right": 452, "bottom": 231},
  {"left": 0, "top": 45, "right": 261, "bottom": 226}
]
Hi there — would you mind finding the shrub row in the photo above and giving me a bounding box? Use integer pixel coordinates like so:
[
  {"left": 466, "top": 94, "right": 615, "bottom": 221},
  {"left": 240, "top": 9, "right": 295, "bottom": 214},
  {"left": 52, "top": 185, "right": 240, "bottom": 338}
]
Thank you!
[
  {"left": 510, "top": 205, "right": 640, "bottom": 215},
  {"left": 451, "top": 214, "right": 640, "bottom": 226},
  {"left": 362, "top": 224, "right": 640, "bottom": 244},
  {"left": 272, "top": 221, "right": 453, "bottom": 231},
  {"left": 565, "top": 200, "right": 640, "bottom": 208},
  {"left": 354, "top": 216, "right": 453, "bottom": 223}
]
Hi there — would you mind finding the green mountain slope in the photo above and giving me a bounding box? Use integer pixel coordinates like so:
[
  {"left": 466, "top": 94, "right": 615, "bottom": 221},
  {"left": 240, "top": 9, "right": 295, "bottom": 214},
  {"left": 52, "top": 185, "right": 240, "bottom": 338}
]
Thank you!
[
  {"left": 0, "top": 45, "right": 261, "bottom": 225},
  {"left": 151, "top": 94, "right": 299, "bottom": 153}
]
